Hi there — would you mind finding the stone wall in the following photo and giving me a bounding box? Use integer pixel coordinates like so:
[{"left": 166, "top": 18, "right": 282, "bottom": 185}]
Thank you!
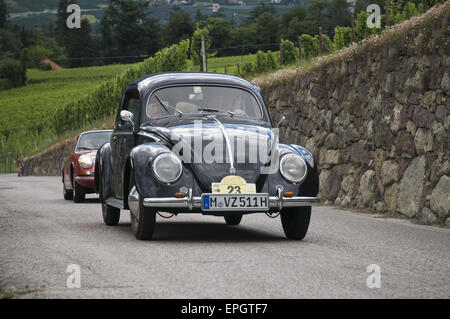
[
  {"left": 23, "top": 138, "right": 75, "bottom": 176},
  {"left": 256, "top": 2, "right": 450, "bottom": 224}
]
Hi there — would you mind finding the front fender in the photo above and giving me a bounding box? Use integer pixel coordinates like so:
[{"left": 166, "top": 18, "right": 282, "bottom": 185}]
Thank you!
[
  {"left": 267, "top": 143, "right": 319, "bottom": 197},
  {"left": 129, "top": 143, "right": 197, "bottom": 199},
  {"left": 95, "top": 142, "right": 114, "bottom": 202}
]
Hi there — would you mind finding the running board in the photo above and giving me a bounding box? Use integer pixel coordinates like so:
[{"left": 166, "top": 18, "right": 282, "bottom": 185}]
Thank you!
[{"left": 105, "top": 197, "right": 123, "bottom": 209}]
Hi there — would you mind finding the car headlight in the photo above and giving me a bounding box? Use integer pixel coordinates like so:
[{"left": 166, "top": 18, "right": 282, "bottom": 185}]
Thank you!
[
  {"left": 280, "top": 154, "right": 307, "bottom": 183},
  {"left": 78, "top": 155, "right": 93, "bottom": 169},
  {"left": 152, "top": 153, "right": 182, "bottom": 184}
]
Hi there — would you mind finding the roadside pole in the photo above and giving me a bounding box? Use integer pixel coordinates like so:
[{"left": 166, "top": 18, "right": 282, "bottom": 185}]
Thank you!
[
  {"left": 298, "top": 36, "right": 303, "bottom": 60},
  {"left": 201, "top": 34, "right": 207, "bottom": 73},
  {"left": 279, "top": 42, "right": 283, "bottom": 66}
]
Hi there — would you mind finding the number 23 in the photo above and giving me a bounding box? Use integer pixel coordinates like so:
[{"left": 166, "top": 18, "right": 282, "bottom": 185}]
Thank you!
[{"left": 227, "top": 185, "right": 241, "bottom": 193}]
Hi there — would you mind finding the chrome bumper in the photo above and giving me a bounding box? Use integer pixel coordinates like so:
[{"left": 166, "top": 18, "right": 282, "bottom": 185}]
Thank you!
[
  {"left": 75, "top": 176, "right": 94, "bottom": 181},
  {"left": 141, "top": 188, "right": 319, "bottom": 211}
]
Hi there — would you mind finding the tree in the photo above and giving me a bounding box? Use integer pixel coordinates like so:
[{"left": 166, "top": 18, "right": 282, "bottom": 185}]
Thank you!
[
  {"left": 334, "top": 26, "right": 352, "bottom": 49},
  {"left": 101, "top": 0, "right": 161, "bottom": 63},
  {"left": 390, "top": 1, "right": 420, "bottom": 24},
  {"left": 66, "top": 18, "right": 95, "bottom": 67},
  {"left": 56, "top": 0, "right": 78, "bottom": 47},
  {"left": 190, "top": 27, "right": 212, "bottom": 69},
  {"left": 281, "top": 39, "right": 298, "bottom": 64},
  {"left": 197, "top": 17, "right": 231, "bottom": 56},
  {"left": 248, "top": 2, "right": 276, "bottom": 20},
  {"left": 281, "top": 6, "right": 307, "bottom": 34},
  {"left": 195, "top": 9, "right": 208, "bottom": 23},
  {"left": 0, "top": 59, "right": 26, "bottom": 89},
  {"left": 0, "top": 0, "right": 8, "bottom": 28},
  {"left": 165, "top": 8, "right": 194, "bottom": 46},
  {"left": 21, "top": 46, "right": 53, "bottom": 69},
  {"left": 325, "top": 0, "right": 351, "bottom": 34},
  {"left": 0, "top": 29, "right": 18, "bottom": 60},
  {"left": 300, "top": 34, "right": 320, "bottom": 57},
  {"left": 228, "top": 23, "right": 259, "bottom": 55},
  {"left": 355, "top": 10, "right": 380, "bottom": 41},
  {"left": 255, "top": 13, "right": 280, "bottom": 47}
]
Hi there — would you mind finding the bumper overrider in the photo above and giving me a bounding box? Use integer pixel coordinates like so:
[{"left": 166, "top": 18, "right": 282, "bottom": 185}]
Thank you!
[{"left": 137, "top": 187, "right": 319, "bottom": 212}]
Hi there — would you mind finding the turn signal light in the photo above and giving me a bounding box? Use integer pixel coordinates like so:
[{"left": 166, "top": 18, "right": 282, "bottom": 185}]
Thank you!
[
  {"left": 175, "top": 192, "right": 186, "bottom": 198},
  {"left": 284, "top": 192, "right": 294, "bottom": 198}
]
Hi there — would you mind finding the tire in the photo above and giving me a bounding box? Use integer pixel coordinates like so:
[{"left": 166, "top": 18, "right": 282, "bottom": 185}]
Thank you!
[
  {"left": 63, "top": 179, "right": 73, "bottom": 200},
  {"left": 102, "top": 203, "right": 120, "bottom": 226},
  {"left": 129, "top": 169, "right": 156, "bottom": 240},
  {"left": 224, "top": 214, "right": 242, "bottom": 225},
  {"left": 280, "top": 206, "right": 311, "bottom": 240},
  {"left": 73, "top": 180, "right": 86, "bottom": 203}
]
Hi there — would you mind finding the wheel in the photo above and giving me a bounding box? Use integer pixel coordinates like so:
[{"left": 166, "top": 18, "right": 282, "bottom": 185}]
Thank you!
[
  {"left": 280, "top": 206, "right": 311, "bottom": 240},
  {"left": 73, "top": 179, "right": 86, "bottom": 203},
  {"left": 129, "top": 169, "right": 156, "bottom": 240},
  {"left": 102, "top": 203, "right": 120, "bottom": 226},
  {"left": 63, "top": 179, "right": 73, "bottom": 200},
  {"left": 224, "top": 214, "right": 242, "bottom": 225}
]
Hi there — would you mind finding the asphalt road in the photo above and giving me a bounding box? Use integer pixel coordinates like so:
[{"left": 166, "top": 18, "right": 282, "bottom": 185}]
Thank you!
[{"left": 0, "top": 174, "right": 449, "bottom": 299}]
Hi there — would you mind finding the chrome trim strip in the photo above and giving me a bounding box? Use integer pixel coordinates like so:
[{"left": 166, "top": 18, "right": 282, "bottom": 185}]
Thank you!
[
  {"left": 128, "top": 186, "right": 139, "bottom": 217},
  {"left": 208, "top": 115, "right": 236, "bottom": 175}
]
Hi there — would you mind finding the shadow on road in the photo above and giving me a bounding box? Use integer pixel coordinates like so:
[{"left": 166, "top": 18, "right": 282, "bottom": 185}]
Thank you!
[
  {"left": 55, "top": 197, "right": 100, "bottom": 204},
  {"left": 111, "top": 221, "right": 285, "bottom": 243},
  {"left": 81, "top": 198, "right": 100, "bottom": 204}
]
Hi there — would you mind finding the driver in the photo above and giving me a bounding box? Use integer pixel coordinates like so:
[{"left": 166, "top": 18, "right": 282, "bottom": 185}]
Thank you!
[{"left": 229, "top": 93, "right": 248, "bottom": 117}]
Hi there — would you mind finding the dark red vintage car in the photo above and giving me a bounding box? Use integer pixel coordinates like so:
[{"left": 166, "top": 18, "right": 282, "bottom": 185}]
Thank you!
[{"left": 62, "top": 130, "right": 112, "bottom": 203}]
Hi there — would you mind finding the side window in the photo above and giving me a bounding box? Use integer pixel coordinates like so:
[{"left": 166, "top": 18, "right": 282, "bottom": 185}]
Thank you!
[
  {"left": 119, "top": 89, "right": 140, "bottom": 126},
  {"left": 73, "top": 136, "right": 80, "bottom": 151}
]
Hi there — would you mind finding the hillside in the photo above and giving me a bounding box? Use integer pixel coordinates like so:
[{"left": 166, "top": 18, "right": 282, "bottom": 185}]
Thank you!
[
  {"left": 0, "top": 64, "right": 132, "bottom": 169},
  {"left": 8, "top": 1, "right": 300, "bottom": 27},
  {"left": 7, "top": 0, "right": 107, "bottom": 13}
]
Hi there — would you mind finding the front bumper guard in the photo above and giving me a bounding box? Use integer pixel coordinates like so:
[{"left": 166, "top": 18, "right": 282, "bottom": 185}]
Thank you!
[{"left": 138, "top": 188, "right": 319, "bottom": 211}]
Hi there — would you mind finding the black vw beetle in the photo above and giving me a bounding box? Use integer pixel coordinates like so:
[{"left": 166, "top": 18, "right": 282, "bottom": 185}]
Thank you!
[{"left": 95, "top": 73, "right": 319, "bottom": 240}]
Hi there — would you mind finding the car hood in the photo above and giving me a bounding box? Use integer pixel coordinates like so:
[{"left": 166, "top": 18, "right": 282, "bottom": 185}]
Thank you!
[
  {"left": 74, "top": 150, "right": 97, "bottom": 159},
  {"left": 140, "top": 117, "right": 275, "bottom": 191}
]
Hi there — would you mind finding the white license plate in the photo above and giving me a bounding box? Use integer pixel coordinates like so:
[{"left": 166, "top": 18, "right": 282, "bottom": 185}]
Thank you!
[{"left": 202, "top": 194, "right": 269, "bottom": 211}]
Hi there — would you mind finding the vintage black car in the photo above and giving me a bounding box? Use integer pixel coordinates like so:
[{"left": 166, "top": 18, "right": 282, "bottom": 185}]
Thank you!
[{"left": 95, "top": 73, "right": 319, "bottom": 240}]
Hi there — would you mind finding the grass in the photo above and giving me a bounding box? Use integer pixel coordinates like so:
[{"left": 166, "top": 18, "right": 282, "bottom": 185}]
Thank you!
[{"left": 0, "top": 291, "right": 19, "bottom": 299}]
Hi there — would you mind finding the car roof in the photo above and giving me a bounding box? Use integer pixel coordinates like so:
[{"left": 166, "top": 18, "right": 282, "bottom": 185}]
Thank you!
[{"left": 130, "top": 72, "right": 261, "bottom": 94}]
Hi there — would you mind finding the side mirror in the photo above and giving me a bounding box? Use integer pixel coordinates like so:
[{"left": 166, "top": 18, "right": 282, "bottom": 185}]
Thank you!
[
  {"left": 120, "top": 110, "right": 135, "bottom": 130},
  {"left": 121, "top": 110, "right": 134, "bottom": 123},
  {"left": 278, "top": 114, "right": 287, "bottom": 127}
]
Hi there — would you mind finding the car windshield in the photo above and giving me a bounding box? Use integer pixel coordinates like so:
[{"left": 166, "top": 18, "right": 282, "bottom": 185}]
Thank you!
[
  {"left": 146, "top": 86, "right": 263, "bottom": 119},
  {"left": 76, "top": 131, "right": 112, "bottom": 152}
]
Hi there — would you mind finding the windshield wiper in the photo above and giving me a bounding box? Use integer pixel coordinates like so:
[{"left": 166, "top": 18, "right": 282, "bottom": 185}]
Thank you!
[
  {"left": 199, "top": 108, "right": 237, "bottom": 117},
  {"left": 198, "top": 108, "right": 220, "bottom": 113},
  {"left": 154, "top": 94, "right": 183, "bottom": 116}
]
